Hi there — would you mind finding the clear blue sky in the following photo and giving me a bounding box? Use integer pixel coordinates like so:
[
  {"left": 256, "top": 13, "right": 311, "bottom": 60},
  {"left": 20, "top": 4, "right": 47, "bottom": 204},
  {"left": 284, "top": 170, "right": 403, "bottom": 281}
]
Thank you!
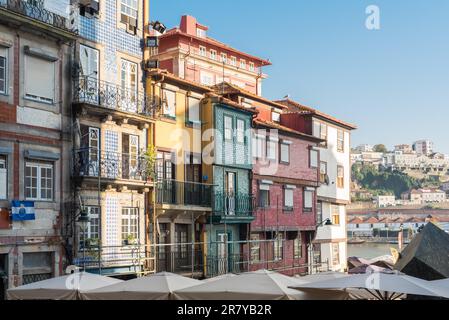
[{"left": 151, "top": 0, "right": 449, "bottom": 153}]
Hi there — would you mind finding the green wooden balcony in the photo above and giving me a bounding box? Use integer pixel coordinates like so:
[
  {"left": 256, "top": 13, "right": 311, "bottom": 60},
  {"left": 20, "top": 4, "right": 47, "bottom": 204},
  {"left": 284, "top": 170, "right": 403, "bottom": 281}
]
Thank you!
[{"left": 208, "top": 192, "right": 255, "bottom": 224}]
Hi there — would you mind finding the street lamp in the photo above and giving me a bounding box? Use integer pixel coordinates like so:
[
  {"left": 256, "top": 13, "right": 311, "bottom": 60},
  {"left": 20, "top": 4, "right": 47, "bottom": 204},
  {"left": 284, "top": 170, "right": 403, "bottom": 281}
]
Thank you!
[{"left": 77, "top": 208, "right": 90, "bottom": 271}]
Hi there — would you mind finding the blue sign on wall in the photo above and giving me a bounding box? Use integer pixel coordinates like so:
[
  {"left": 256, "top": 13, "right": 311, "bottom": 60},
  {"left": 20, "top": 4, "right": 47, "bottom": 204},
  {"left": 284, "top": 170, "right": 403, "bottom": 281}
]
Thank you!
[{"left": 11, "top": 201, "right": 35, "bottom": 221}]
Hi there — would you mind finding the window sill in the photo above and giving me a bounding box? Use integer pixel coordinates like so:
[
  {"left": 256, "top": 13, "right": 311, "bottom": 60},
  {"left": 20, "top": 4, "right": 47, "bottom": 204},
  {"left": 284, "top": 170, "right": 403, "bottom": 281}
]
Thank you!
[
  {"left": 185, "top": 120, "right": 202, "bottom": 127},
  {"left": 303, "top": 208, "right": 313, "bottom": 213},
  {"left": 161, "top": 116, "right": 176, "bottom": 123},
  {"left": 283, "top": 207, "right": 294, "bottom": 212},
  {"left": 24, "top": 96, "right": 55, "bottom": 105}
]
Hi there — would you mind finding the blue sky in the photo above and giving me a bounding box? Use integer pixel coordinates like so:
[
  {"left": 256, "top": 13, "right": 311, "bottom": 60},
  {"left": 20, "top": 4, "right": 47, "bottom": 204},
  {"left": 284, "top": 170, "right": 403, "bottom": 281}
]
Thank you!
[{"left": 151, "top": 0, "right": 449, "bottom": 153}]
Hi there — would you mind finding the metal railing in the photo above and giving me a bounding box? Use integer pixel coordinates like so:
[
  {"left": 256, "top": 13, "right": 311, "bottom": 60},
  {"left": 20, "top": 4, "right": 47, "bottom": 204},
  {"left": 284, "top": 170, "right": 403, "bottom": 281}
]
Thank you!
[
  {"left": 72, "top": 148, "right": 150, "bottom": 182},
  {"left": 156, "top": 179, "right": 213, "bottom": 207},
  {"left": 156, "top": 249, "right": 203, "bottom": 274},
  {"left": 73, "top": 76, "right": 157, "bottom": 117},
  {"left": 213, "top": 192, "right": 255, "bottom": 217},
  {"left": 0, "top": 0, "right": 72, "bottom": 32}
]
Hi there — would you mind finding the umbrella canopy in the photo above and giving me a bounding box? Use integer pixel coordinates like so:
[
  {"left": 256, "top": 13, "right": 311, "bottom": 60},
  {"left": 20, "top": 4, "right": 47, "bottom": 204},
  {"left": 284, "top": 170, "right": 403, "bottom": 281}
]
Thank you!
[
  {"left": 7, "top": 272, "right": 123, "bottom": 300},
  {"left": 173, "top": 269, "right": 349, "bottom": 300},
  {"left": 296, "top": 271, "right": 347, "bottom": 282},
  {"left": 80, "top": 272, "right": 201, "bottom": 300},
  {"left": 202, "top": 273, "right": 238, "bottom": 282},
  {"left": 290, "top": 272, "right": 448, "bottom": 300},
  {"left": 395, "top": 222, "right": 449, "bottom": 280}
]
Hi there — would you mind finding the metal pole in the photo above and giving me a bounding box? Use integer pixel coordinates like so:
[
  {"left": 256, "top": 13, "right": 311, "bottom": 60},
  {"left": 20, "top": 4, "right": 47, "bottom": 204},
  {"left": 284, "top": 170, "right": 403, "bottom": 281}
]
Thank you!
[
  {"left": 191, "top": 211, "right": 194, "bottom": 278},
  {"left": 98, "top": 163, "right": 102, "bottom": 275}
]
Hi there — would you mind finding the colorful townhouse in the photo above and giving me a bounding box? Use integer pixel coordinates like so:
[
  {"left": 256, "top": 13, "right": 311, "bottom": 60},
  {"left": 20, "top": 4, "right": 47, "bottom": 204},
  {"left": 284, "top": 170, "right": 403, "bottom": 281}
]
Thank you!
[
  {"left": 0, "top": 0, "right": 77, "bottom": 295},
  {"left": 201, "top": 93, "right": 256, "bottom": 277},
  {"left": 277, "top": 99, "right": 356, "bottom": 272},
  {"left": 213, "top": 83, "right": 323, "bottom": 276},
  {"left": 70, "top": 0, "right": 153, "bottom": 277},
  {"left": 147, "top": 15, "right": 271, "bottom": 95},
  {"left": 145, "top": 68, "right": 214, "bottom": 277}
]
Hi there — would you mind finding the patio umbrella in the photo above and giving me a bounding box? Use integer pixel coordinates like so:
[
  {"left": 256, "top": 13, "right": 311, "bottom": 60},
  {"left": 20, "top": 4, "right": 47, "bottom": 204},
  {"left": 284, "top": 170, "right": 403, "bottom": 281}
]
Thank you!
[
  {"left": 173, "top": 269, "right": 349, "bottom": 300},
  {"left": 290, "top": 271, "right": 449, "bottom": 300},
  {"left": 7, "top": 272, "right": 123, "bottom": 300},
  {"left": 202, "top": 273, "right": 238, "bottom": 282},
  {"left": 80, "top": 272, "right": 201, "bottom": 300},
  {"left": 296, "top": 271, "right": 347, "bottom": 282}
]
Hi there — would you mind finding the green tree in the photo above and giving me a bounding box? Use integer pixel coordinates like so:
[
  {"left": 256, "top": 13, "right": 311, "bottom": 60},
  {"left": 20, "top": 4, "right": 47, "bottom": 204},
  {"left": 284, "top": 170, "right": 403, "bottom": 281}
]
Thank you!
[{"left": 373, "top": 144, "right": 388, "bottom": 153}]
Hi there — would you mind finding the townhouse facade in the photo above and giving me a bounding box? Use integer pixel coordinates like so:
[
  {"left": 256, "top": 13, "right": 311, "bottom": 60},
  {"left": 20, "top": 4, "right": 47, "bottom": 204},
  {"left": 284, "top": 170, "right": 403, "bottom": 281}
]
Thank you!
[
  {"left": 0, "top": 0, "right": 76, "bottom": 297},
  {"left": 278, "top": 99, "right": 356, "bottom": 272}
]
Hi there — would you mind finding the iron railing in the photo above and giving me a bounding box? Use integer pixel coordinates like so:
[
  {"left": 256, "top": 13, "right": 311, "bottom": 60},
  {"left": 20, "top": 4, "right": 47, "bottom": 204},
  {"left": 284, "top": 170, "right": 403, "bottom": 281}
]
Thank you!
[
  {"left": 156, "top": 179, "right": 213, "bottom": 207},
  {"left": 72, "top": 148, "right": 150, "bottom": 182},
  {"left": 213, "top": 192, "right": 254, "bottom": 217},
  {"left": 73, "top": 76, "right": 157, "bottom": 117},
  {"left": 0, "top": 0, "right": 73, "bottom": 32},
  {"left": 156, "top": 249, "right": 203, "bottom": 274}
]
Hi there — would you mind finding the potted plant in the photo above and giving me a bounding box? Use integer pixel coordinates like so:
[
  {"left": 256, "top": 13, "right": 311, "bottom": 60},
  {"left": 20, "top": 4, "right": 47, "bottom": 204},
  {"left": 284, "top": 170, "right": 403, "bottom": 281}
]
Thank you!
[
  {"left": 84, "top": 238, "right": 99, "bottom": 248},
  {"left": 123, "top": 234, "right": 136, "bottom": 246}
]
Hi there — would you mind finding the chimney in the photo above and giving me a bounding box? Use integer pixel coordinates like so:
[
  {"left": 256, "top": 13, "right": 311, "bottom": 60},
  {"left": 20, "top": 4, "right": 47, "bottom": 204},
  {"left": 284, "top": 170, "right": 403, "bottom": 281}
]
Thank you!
[{"left": 180, "top": 15, "right": 197, "bottom": 36}]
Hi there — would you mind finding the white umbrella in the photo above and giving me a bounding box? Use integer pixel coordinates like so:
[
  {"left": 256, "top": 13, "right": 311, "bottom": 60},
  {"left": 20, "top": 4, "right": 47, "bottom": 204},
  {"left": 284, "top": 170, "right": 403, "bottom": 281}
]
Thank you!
[
  {"left": 296, "top": 271, "right": 347, "bottom": 282},
  {"left": 173, "top": 269, "right": 349, "bottom": 300},
  {"left": 202, "top": 273, "right": 238, "bottom": 282},
  {"left": 80, "top": 272, "right": 201, "bottom": 300},
  {"left": 290, "top": 272, "right": 448, "bottom": 300},
  {"left": 7, "top": 272, "right": 123, "bottom": 300}
]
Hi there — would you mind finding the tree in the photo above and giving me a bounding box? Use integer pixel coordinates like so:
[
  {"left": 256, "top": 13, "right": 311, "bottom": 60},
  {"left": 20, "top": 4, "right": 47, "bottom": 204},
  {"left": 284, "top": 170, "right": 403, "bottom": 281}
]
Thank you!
[{"left": 373, "top": 144, "right": 388, "bottom": 153}]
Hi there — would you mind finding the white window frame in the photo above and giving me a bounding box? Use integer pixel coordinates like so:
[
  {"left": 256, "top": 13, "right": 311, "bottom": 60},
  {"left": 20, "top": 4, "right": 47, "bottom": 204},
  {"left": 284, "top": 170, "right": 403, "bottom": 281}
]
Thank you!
[
  {"left": 284, "top": 187, "right": 294, "bottom": 209},
  {"left": 310, "top": 149, "right": 319, "bottom": 168},
  {"left": 332, "top": 205, "right": 340, "bottom": 225},
  {"left": 337, "top": 129, "right": 345, "bottom": 152},
  {"left": 121, "top": 207, "right": 139, "bottom": 244},
  {"left": 196, "top": 28, "right": 206, "bottom": 38},
  {"left": 120, "top": 0, "right": 138, "bottom": 19},
  {"left": 303, "top": 188, "right": 314, "bottom": 211},
  {"left": 0, "top": 155, "right": 7, "bottom": 199},
  {"left": 280, "top": 141, "right": 290, "bottom": 163},
  {"left": 271, "top": 111, "right": 280, "bottom": 123},
  {"left": 253, "top": 134, "right": 264, "bottom": 159},
  {"left": 337, "top": 165, "right": 345, "bottom": 189},
  {"left": 220, "top": 53, "right": 227, "bottom": 64},
  {"left": 0, "top": 47, "right": 8, "bottom": 95},
  {"left": 266, "top": 138, "right": 277, "bottom": 161},
  {"left": 187, "top": 96, "right": 200, "bottom": 124},
  {"left": 199, "top": 46, "right": 207, "bottom": 57},
  {"left": 249, "top": 62, "right": 255, "bottom": 72},
  {"left": 25, "top": 162, "right": 54, "bottom": 201},
  {"left": 120, "top": 59, "right": 138, "bottom": 111},
  {"left": 24, "top": 55, "right": 55, "bottom": 104},
  {"left": 230, "top": 56, "right": 237, "bottom": 66},
  {"left": 240, "top": 59, "right": 246, "bottom": 69},
  {"left": 236, "top": 118, "right": 245, "bottom": 144},
  {"left": 162, "top": 89, "right": 176, "bottom": 118},
  {"left": 224, "top": 115, "right": 233, "bottom": 141},
  {"left": 210, "top": 49, "right": 217, "bottom": 60}
]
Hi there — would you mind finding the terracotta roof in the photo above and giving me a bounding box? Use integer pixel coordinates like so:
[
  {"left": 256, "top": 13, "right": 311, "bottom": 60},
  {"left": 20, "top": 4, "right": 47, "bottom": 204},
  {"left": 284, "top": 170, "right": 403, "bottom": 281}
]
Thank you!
[
  {"left": 406, "top": 217, "right": 423, "bottom": 223},
  {"left": 364, "top": 217, "right": 379, "bottom": 223},
  {"left": 349, "top": 217, "right": 364, "bottom": 224},
  {"left": 160, "top": 28, "right": 272, "bottom": 66},
  {"left": 275, "top": 98, "right": 357, "bottom": 130},
  {"left": 212, "top": 82, "right": 288, "bottom": 110},
  {"left": 147, "top": 69, "right": 213, "bottom": 92},
  {"left": 253, "top": 119, "right": 323, "bottom": 143},
  {"left": 205, "top": 93, "right": 259, "bottom": 114}
]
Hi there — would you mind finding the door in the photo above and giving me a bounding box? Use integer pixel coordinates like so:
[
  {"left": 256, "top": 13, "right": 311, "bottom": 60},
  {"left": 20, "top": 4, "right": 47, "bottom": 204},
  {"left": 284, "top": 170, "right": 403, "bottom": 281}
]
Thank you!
[
  {"left": 157, "top": 223, "right": 170, "bottom": 272},
  {"left": 122, "top": 134, "right": 139, "bottom": 180},
  {"left": 120, "top": 59, "right": 137, "bottom": 112},
  {"left": 225, "top": 172, "right": 236, "bottom": 215},
  {"left": 185, "top": 153, "right": 201, "bottom": 205},
  {"left": 88, "top": 127, "right": 100, "bottom": 176},
  {"left": 79, "top": 45, "right": 99, "bottom": 104},
  {"left": 156, "top": 151, "right": 175, "bottom": 203},
  {"left": 217, "top": 232, "right": 232, "bottom": 274},
  {"left": 104, "top": 131, "right": 119, "bottom": 178},
  {"left": 175, "top": 224, "right": 189, "bottom": 271}
]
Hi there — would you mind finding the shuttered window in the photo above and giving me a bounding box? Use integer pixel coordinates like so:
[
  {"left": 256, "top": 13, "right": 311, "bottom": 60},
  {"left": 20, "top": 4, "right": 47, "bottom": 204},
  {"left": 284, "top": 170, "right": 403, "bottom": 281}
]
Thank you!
[
  {"left": 187, "top": 97, "right": 200, "bottom": 123},
  {"left": 284, "top": 188, "right": 294, "bottom": 209},
  {"left": 0, "top": 47, "right": 7, "bottom": 94},
  {"left": 310, "top": 149, "right": 318, "bottom": 168},
  {"left": 162, "top": 90, "right": 176, "bottom": 118},
  {"left": 0, "top": 156, "right": 6, "bottom": 199},
  {"left": 224, "top": 116, "right": 233, "bottom": 141},
  {"left": 25, "top": 55, "right": 55, "bottom": 103},
  {"left": 236, "top": 119, "right": 245, "bottom": 144},
  {"left": 280, "top": 142, "right": 290, "bottom": 163}
]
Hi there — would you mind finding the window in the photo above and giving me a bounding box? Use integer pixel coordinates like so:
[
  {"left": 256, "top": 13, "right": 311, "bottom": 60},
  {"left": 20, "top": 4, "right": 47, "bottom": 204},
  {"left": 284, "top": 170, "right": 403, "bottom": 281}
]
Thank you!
[
  {"left": 266, "top": 138, "right": 276, "bottom": 161},
  {"left": 220, "top": 53, "right": 227, "bottom": 64},
  {"left": 294, "top": 235, "right": 302, "bottom": 259},
  {"left": 332, "top": 243, "right": 340, "bottom": 266},
  {"left": 313, "top": 121, "right": 327, "bottom": 147},
  {"left": 0, "top": 47, "right": 7, "bottom": 94},
  {"left": 156, "top": 151, "right": 174, "bottom": 181},
  {"left": 253, "top": 135, "right": 264, "bottom": 159},
  {"left": 316, "top": 201, "right": 323, "bottom": 225},
  {"left": 310, "top": 149, "right": 318, "bottom": 168},
  {"left": 240, "top": 59, "right": 246, "bottom": 69},
  {"left": 271, "top": 111, "right": 280, "bottom": 123},
  {"left": 320, "top": 161, "right": 327, "bottom": 184},
  {"left": 284, "top": 186, "right": 294, "bottom": 210},
  {"left": 259, "top": 188, "right": 270, "bottom": 208},
  {"left": 331, "top": 205, "right": 340, "bottom": 225},
  {"left": 337, "top": 165, "right": 344, "bottom": 188},
  {"left": 236, "top": 119, "right": 245, "bottom": 144},
  {"left": 0, "top": 156, "right": 6, "bottom": 199},
  {"left": 230, "top": 56, "right": 237, "bottom": 66},
  {"left": 196, "top": 28, "right": 206, "bottom": 38},
  {"left": 199, "top": 46, "right": 207, "bottom": 57},
  {"left": 25, "top": 55, "right": 55, "bottom": 103},
  {"left": 250, "top": 234, "right": 260, "bottom": 262},
  {"left": 224, "top": 116, "right": 233, "bottom": 141},
  {"left": 200, "top": 71, "right": 214, "bottom": 85},
  {"left": 121, "top": 59, "right": 137, "bottom": 111},
  {"left": 121, "top": 0, "right": 138, "bottom": 19},
  {"left": 249, "top": 62, "right": 255, "bottom": 72},
  {"left": 303, "top": 189, "right": 314, "bottom": 211},
  {"left": 80, "top": 206, "right": 100, "bottom": 248},
  {"left": 25, "top": 162, "right": 53, "bottom": 201},
  {"left": 187, "top": 96, "right": 200, "bottom": 124},
  {"left": 273, "top": 233, "right": 283, "bottom": 261},
  {"left": 162, "top": 89, "right": 176, "bottom": 118},
  {"left": 122, "top": 207, "right": 138, "bottom": 244},
  {"left": 210, "top": 49, "right": 217, "bottom": 60},
  {"left": 280, "top": 141, "right": 290, "bottom": 163},
  {"left": 337, "top": 129, "right": 344, "bottom": 152}
]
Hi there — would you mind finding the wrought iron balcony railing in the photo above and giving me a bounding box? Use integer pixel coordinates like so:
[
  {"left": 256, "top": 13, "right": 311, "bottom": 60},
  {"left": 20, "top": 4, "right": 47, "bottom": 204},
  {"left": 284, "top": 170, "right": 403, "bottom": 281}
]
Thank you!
[
  {"left": 73, "top": 76, "right": 157, "bottom": 118},
  {"left": 72, "top": 148, "right": 150, "bottom": 182},
  {"left": 0, "top": 0, "right": 73, "bottom": 33},
  {"left": 156, "top": 179, "right": 213, "bottom": 208},
  {"left": 213, "top": 192, "right": 255, "bottom": 217}
]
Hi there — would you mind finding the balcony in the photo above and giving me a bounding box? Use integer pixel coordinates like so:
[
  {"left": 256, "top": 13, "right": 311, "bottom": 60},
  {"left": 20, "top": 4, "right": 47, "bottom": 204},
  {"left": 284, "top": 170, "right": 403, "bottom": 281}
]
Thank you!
[
  {"left": 0, "top": 0, "right": 76, "bottom": 38},
  {"left": 72, "top": 148, "right": 151, "bottom": 188},
  {"left": 156, "top": 179, "right": 213, "bottom": 210},
  {"left": 73, "top": 76, "right": 158, "bottom": 123},
  {"left": 209, "top": 192, "right": 255, "bottom": 224}
]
